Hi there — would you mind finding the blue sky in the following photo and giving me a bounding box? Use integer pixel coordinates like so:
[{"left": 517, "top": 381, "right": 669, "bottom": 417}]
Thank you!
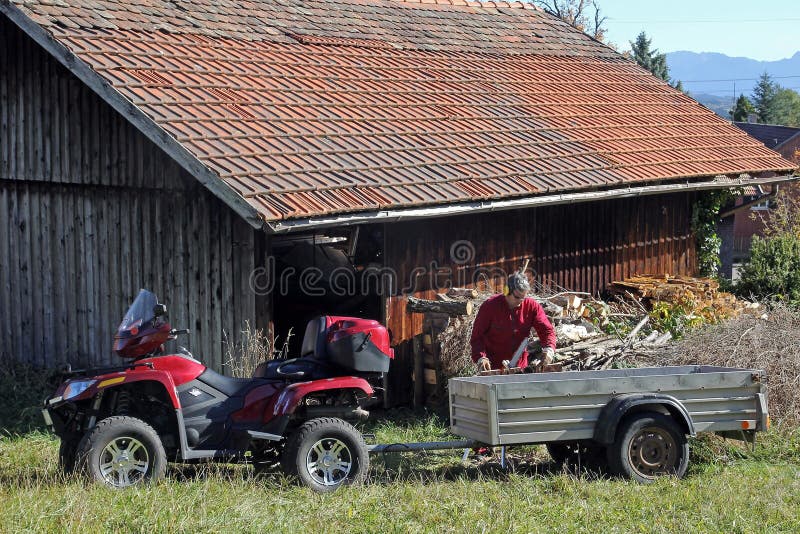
[{"left": 599, "top": 0, "right": 800, "bottom": 61}]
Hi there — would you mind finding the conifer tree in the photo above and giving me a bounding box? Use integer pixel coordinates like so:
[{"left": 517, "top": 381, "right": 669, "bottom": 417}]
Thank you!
[
  {"left": 730, "top": 94, "right": 755, "bottom": 122},
  {"left": 630, "top": 31, "right": 669, "bottom": 82}
]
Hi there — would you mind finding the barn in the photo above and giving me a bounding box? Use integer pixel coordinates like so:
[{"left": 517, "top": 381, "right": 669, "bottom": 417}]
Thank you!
[{"left": 1, "top": 0, "right": 795, "bottom": 405}]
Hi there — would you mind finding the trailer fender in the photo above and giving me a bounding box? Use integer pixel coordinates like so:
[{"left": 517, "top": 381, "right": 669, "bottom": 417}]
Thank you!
[{"left": 594, "top": 393, "right": 695, "bottom": 444}]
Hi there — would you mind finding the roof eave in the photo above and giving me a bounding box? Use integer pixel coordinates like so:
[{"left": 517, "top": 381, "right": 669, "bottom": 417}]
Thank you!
[
  {"left": 1, "top": 3, "right": 265, "bottom": 230},
  {"left": 264, "top": 173, "right": 800, "bottom": 234}
]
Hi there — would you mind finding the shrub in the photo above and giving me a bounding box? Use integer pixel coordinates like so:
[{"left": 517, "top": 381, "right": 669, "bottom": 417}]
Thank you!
[
  {"left": 0, "top": 360, "right": 54, "bottom": 435},
  {"left": 735, "top": 190, "right": 800, "bottom": 308},
  {"left": 737, "top": 233, "right": 800, "bottom": 307}
]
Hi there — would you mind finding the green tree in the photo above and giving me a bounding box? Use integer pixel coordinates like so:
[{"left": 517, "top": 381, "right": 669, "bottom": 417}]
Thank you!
[
  {"left": 534, "top": 0, "right": 607, "bottom": 41},
  {"left": 752, "top": 72, "right": 778, "bottom": 123},
  {"left": 730, "top": 94, "right": 756, "bottom": 122},
  {"left": 772, "top": 87, "right": 800, "bottom": 127},
  {"left": 630, "top": 31, "right": 669, "bottom": 81}
]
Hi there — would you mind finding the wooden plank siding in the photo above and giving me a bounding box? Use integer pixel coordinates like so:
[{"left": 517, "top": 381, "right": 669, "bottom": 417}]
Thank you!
[
  {"left": 0, "top": 17, "right": 270, "bottom": 371},
  {"left": 383, "top": 193, "right": 698, "bottom": 404}
]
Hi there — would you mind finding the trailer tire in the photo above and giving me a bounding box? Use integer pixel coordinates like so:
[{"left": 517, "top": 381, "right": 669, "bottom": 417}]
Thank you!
[
  {"left": 607, "top": 412, "right": 689, "bottom": 483},
  {"left": 75, "top": 416, "right": 167, "bottom": 488},
  {"left": 281, "top": 417, "right": 368, "bottom": 492}
]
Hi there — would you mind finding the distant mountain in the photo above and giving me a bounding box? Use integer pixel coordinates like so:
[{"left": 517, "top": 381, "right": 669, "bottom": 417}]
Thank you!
[
  {"left": 689, "top": 92, "right": 733, "bottom": 119},
  {"left": 666, "top": 51, "right": 800, "bottom": 98}
]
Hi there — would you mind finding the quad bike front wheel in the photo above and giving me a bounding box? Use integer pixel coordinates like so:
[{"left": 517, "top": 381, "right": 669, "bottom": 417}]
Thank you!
[
  {"left": 281, "top": 417, "right": 368, "bottom": 492},
  {"left": 76, "top": 416, "right": 167, "bottom": 488}
]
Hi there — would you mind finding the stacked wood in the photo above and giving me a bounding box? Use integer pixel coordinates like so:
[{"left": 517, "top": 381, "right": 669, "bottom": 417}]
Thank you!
[
  {"left": 447, "top": 288, "right": 479, "bottom": 298},
  {"left": 406, "top": 296, "right": 473, "bottom": 316},
  {"left": 408, "top": 303, "right": 462, "bottom": 409},
  {"left": 609, "top": 274, "right": 747, "bottom": 321}
]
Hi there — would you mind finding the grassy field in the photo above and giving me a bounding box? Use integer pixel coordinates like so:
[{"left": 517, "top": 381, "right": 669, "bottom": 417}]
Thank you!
[{"left": 2, "top": 414, "right": 800, "bottom": 533}]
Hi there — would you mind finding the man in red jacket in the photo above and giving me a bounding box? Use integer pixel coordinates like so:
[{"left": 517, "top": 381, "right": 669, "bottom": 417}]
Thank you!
[{"left": 471, "top": 272, "right": 556, "bottom": 372}]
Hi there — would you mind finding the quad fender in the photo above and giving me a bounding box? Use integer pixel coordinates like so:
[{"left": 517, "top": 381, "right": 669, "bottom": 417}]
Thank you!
[
  {"left": 98, "top": 373, "right": 183, "bottom": 408},
  {"left": 54, "top": 370, "right": 182, "bottom": 409},
  {"left": 594, "top": 393, "right": 695, "bottom": 445},
  {"left": 268, "top": 377, "right": 374, "bottom": 418},
  {"left": 49, "top": 356, "right": 205, "bottom": 410}
]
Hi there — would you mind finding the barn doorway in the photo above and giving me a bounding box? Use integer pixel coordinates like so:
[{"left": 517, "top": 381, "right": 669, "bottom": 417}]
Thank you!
[{"left": 270, "top": 224, "right": 385, "bottom": 359}]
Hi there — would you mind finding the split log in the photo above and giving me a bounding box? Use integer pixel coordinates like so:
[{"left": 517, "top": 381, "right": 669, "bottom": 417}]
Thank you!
[
  {"left": 407, "top": 296, "right": 473, "bottom": 316},
  {"left": 446, "top": 287, "right": 479, "bottom": 299}
]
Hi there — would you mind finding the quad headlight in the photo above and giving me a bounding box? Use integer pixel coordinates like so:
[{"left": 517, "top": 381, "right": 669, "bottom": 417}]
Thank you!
[{"left": 62, "top": 380, "right": 96, "bottom": 401}]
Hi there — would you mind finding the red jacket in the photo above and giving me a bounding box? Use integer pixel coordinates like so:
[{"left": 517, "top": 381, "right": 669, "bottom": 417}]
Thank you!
[{"left": 470, "top": 294, "right": 556, "bottom": 369}]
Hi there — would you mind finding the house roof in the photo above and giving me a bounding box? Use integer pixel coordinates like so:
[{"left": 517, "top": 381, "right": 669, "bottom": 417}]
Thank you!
[
  {"left": 733, "top": 122, "right": 800, "bottom": 150},
  {"left": 3, "top": 0, "right": 797, "bottom": 231}
]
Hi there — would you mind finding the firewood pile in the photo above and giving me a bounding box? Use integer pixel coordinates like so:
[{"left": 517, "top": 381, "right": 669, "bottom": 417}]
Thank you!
[
  {"left": 609, "top": 274, "right": 750, "bottom": 322},
  {"left": 408, "top": 285, "right": 653, "bottom": 387}
]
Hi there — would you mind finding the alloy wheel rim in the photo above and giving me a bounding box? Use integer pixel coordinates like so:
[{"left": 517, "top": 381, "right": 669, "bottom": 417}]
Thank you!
[
  {"left": 99, "top": 436, "right": 150, "bottom": 487},
  {"left": 305, "top": 437, "right": 353, "bottom": 486},
  {"left": 627, "top": 426, "right": 677, "bottom": 479}
]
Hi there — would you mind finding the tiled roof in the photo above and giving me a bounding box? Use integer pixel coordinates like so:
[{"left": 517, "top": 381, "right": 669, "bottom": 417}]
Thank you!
[
  {"left": 5, "top": 0, "right": 797, "bottom": 224},
  {"left": 733, "top": 122, "right": 800, "bottom": 149}
]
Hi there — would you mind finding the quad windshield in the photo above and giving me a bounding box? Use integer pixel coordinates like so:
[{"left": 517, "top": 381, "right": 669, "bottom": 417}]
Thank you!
[{"left": 117, "top": 289, "right": 158, "bottom": 336}]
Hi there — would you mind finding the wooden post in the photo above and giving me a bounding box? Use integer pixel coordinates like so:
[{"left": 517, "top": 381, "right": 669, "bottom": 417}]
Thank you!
[{"left": 413, "top": 334, "right": 424, "bottom": 410}]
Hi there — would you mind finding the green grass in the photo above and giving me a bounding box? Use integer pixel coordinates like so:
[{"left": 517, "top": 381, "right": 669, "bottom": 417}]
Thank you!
[{"left": 2, "top": 416, "right": 800, "bottom": 533}]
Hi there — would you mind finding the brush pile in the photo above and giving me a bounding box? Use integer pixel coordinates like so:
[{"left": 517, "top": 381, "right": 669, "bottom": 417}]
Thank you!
[{"left": 634, "top": 304, "right": 800, "bottom": 425}]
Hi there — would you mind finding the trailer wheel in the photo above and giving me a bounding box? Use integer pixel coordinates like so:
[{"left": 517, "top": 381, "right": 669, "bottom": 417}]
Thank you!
[
  {"left": 75, "top": 416, "right": 167, "bottom": 488},
  {"left": 608, "top": 412, "right": 689, "bottom": 483},
  {"left": 281, "top": 417, "right": 368, "bottom": 492}
]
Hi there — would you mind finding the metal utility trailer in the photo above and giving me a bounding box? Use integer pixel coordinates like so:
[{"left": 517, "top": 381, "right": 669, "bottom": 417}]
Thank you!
[{"left": 444, "top": 365, "right": 769, "bottom": 481}]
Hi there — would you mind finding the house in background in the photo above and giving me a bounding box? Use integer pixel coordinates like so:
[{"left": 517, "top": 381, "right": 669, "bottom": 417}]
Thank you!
[
  {"left": 718, "top": 122, "right": 800, "bottom": 278},
  {"left": 2, "top": 0, "right": 796, "bottom": 405}
]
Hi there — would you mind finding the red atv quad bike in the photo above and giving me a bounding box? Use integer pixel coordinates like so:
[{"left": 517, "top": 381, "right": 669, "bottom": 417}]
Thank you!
[{"left": 42, "top": 289, "right": 393, "bottom": 492}]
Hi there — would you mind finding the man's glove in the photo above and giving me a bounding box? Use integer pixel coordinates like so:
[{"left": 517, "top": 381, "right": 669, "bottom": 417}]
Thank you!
[
  {"left": 476, "top": 356, "right": 491, "bottom": 372},
  {"left": 541, "top": 347, "right": 555, "bottom": 365}
]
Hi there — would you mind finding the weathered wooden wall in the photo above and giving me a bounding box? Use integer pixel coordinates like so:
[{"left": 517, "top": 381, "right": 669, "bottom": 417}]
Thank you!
[
  {"left": 383, "top": 192, "right": 698, "bottom": 404},
  {"left": 0, "top": 17, "right": 269, "bottom": 370}
]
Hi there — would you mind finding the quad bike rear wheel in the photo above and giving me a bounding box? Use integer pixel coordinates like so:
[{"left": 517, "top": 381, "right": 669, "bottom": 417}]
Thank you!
[
  {"left": 281, "top": 417, "right": 368, "bottom": 492},
  {"left": 76, "top": 416, "right": 167, "bottom": 488}
]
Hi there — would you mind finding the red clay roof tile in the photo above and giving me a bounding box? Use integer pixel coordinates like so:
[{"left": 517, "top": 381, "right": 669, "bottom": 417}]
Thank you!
[{"left": 7, "top": 0, "right": 796, "bottom": 222}]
